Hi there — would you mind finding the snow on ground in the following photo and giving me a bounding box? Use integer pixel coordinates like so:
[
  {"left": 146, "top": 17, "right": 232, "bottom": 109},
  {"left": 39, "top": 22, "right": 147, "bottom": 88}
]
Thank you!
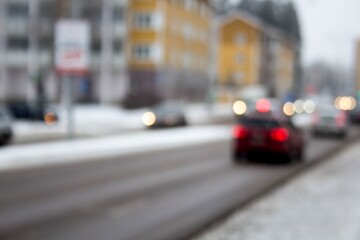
[
  {"left": 12, "top": 103, "right": 233, "bottom": 143},
  {"left": 194, "top": 141, "right": 360, "bottom": 240},
  {"left": 0, "top": 125, "right": 231, "bottom": 172}
]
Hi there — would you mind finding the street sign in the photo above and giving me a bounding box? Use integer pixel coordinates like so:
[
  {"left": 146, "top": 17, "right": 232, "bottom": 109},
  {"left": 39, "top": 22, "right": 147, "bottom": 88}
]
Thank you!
[
  {"left": 55, "top": 20, "right": 90, "bottom": 76},
  {"left": 55, "top": 20, "right": 90, "bottom": 140}
]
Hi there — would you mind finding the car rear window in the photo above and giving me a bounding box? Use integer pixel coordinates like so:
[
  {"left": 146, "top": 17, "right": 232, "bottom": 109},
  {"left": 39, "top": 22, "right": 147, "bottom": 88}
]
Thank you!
[{"left": 237, "top": 117, "right": 280, "bottom": 128}]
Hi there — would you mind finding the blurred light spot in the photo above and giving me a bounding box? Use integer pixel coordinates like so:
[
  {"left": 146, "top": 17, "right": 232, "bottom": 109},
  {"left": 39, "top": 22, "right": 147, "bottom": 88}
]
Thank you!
[
  {"left": 256, "top": 98, "right": 271, "bottom": 113},
  {"left": 349, "top": 96, "right": 357, "bottom": 110},
  {"left": 142, "top": 112, "right": 156, "bottom": 126},
  {"left": 339, "top": 96, "right": 355, "bottom": 111},
  {"left": 233, "top": 125, "right": 249, "bottom": 138},
  {"left": 233, "top": 100, "right": 247, "bottom": 115},
  {"left": 283, "top": 102, "right": 295, "bottom": 116},
  {"left": 270, "top": 128, "right": 289, "bottom": 142},
  {"left": 334, "top": 96, "right": 342, "bottom": 110},
  {"left": 294, "top": 100, "right": 304, "bottom": 114},
  {"left": 303, "top": 100, "right": 316, "bottom": 114},
  {"left": 44, "top": 112, "right": 57, "bottom": 126}
]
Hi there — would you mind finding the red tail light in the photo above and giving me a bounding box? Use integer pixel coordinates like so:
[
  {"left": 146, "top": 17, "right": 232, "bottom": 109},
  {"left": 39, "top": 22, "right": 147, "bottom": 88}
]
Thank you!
[
  {"left": 270, "top": 128, "right": 289, "bottom": 142},
  {"left": 233, "top": 125, "right": 249, "bottom": 139},
  {"left": 256, "top": 98, "right": 271, "bottom": 113},
  {"left": 336, "top": 112, "right": 346, "bottom": 127}
]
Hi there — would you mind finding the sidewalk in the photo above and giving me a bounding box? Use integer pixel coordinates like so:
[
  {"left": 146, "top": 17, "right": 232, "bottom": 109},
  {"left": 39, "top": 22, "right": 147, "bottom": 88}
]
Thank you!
[
  {"left": 194, "top": 140, "right": 360, "bottom": 240},
  {"left": 12, "top": 103, "right": 233, "bottom": 145}
]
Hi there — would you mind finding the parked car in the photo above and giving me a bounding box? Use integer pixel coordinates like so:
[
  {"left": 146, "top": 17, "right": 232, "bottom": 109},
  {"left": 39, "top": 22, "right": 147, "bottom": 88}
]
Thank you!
[
  {"left": 6, "top": 102, "right": 58, "bottom": 124},
  {"left": 232, "top": 99, "right": 305, "bottom": 163},
  {"left": 311, "top": 106, "right": 348, "bottom": 138},
  {"left": 142, "top": 102, "right": 187, "bottom": 129},
  {"left": 0, "top": 106, "right": 13, "bottom": 146}
]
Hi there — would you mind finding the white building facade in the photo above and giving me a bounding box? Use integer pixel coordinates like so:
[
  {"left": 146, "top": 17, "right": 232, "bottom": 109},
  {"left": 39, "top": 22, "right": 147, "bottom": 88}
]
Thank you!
[{"left": 0, "top": 0, "right": 129, "bottom": 104}]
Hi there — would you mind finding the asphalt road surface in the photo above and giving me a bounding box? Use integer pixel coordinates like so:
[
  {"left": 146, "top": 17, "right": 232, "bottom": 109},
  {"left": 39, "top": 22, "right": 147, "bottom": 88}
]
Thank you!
[{"left": 0, "top": 126, "right": 359, "bottom": 240}]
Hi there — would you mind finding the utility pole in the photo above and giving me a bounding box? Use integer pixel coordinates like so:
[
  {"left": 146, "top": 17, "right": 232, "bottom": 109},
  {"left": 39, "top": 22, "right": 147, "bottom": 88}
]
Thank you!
[{"left": 100, "top": 0, "right": 114, "bottom": 104}]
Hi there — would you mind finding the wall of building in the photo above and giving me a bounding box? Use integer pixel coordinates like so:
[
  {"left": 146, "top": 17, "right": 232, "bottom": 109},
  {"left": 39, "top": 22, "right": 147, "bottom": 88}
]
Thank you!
[
  {"left": 217, "top": 18, "right": 262, "bottom": 103},
  {"left": 126, "top": 0, "right": 212, "bottom": 107},
  {"left": 0, "top": 0, "right": 128, "bottom": 104}
]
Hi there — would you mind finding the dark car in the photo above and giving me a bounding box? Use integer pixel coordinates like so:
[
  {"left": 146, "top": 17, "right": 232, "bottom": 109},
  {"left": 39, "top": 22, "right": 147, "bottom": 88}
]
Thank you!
[
  {"left": 6, "top": 102, "right": 58, "bottom": 124},
  {"left": 142, "top": 102, "right": 187, "bottom": 129},
  {"left": 311, "top": 106, "right": 348, "bottom": 138},
  {"left": 349, "top": 104, "right": 360, "bottom": 123},
  {"left": 232, "top": 99, "right": 305, "bottom": 162},
  {"left": 0, "top": 106, "right": 13, "bottom": 146}
]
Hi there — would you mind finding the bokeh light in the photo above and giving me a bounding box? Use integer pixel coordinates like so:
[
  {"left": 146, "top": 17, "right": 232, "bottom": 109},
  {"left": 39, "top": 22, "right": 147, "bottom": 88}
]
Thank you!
[
  {"left": 44, "top": 112, "right": 57, "bottom": 126},
  {"left": 294, "top": 100, "right": 304, "bottom": 114},
  {"left": 256, "top": 98, "right": 271, "bottom": 113},
  {"left": 303, "top": 100, "right": 316, "bottom": 114},
  {"left": 283, "top": 102, "right": 295, "bottom": 116},
  {"left": 142, "top": 112, "right": 156, "bottom": 126},
  {"left": 334, "top": 96, "right": 342, "bottom": 110},
  {"left": 233, "top": 100, "right": 247, "bottom": 115},
  {"left": 336, "top": 96, "right": 357, "bottom": 111}
]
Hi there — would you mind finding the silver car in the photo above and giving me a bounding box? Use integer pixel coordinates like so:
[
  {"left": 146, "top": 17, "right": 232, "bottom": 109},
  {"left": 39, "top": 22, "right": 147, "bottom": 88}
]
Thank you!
[
  {"left": 0, "top": 106, "right": 13, "bottom": 145},
  {"left": 311, "top": 106, "right": 348, "bottom": 138}
]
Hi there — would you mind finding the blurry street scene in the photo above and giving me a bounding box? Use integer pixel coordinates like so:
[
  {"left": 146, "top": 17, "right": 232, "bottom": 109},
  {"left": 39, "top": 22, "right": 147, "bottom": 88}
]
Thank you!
[{"left": 1, "top": 0, "right": 360, "bottom": 239}]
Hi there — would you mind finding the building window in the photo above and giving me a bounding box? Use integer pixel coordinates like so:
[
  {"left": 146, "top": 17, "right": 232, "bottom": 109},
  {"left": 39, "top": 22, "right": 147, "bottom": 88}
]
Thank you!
[
  {"left": 134, "top": 12, "right": 153, "bottom": 29},
  {"left": 91, "top": 41, "right": 102, "bottom": 53},
  {"left": 236, "top": 54, "right": 246, "bottom": 63},
  {"left": 40, "top": 2, "right": 55, "bottom": 19},
  {"left": 83, "top": 6, "right": 102, "bottom": 22},
  {"left": 113, "top": 7, "right": 125, "bottom": 21},
  {"left": 235, "top": 33, "right": 247, "bottom": 45},
  {"left": 7, "top": 37, "right": 28, "bottom": 50},
  {"left": 7, "top": 3, "right": 29, "bottom": 19},
  {"left": 200, "top": 3, "right": 208, "bottom": 17},
  {"left": 114, "top": 41, "right": 123, "bottom": 53},
  {"left": 133, "top": 44, "right": 151, "bottom": 60},
  {"left": 185, "top": 0, "right": 192, "bottom": 11}
]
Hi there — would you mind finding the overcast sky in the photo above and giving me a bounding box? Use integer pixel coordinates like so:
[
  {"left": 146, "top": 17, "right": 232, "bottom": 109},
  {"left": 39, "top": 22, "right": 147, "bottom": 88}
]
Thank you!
[
  {"left": 228, "top": 0, "right": 360, "bottom": 68},
  {"left": 293, "top": 0, "right": 360, "bottom": 68}
]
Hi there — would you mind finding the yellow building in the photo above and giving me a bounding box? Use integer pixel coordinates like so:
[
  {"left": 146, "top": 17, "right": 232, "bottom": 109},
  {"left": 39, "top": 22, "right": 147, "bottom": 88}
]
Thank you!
[
  {"left": 216, "top": 12, "right": 263, "bottom": 103},
  {"left": 216, "top": 11, "right": 297, "bottom": 103},
  {"left": 126, "top": 0, "right": 212, "bottom": 106}
]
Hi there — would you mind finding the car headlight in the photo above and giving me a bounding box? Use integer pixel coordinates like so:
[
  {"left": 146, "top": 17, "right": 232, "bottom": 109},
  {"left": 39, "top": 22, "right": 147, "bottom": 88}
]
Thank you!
[{"left": 142, "top": 112, "right": 156, "bottom": 126}]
